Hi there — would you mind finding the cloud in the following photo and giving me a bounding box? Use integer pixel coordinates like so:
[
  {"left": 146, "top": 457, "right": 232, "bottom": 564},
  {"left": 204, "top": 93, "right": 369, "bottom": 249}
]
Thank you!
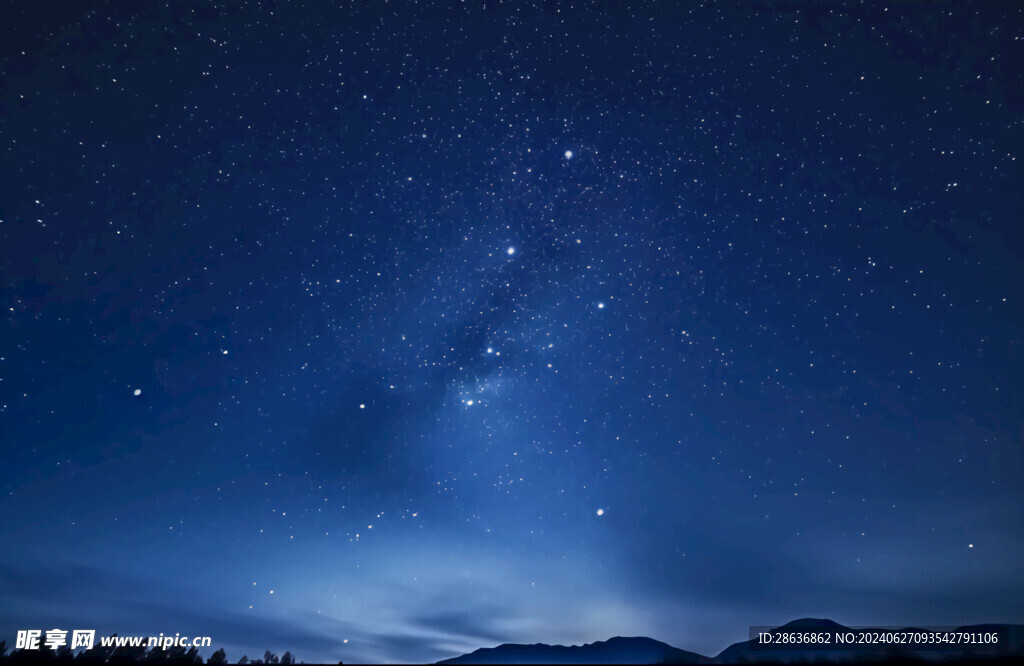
[
  {"left": 354, "top": 630, "right": 458, "bottom": 664},
  {"left": 406, "top": 608, "right": 511, "bottom": 645},
  {"left": 126, "top": 602, "right": 350, "bottom": 658}
]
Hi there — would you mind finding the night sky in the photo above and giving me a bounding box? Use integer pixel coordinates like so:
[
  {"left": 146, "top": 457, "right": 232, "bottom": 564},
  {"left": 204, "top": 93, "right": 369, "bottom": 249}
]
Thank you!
[{"left": 2, "top": 1, "right": 1023, "bottom": 663}]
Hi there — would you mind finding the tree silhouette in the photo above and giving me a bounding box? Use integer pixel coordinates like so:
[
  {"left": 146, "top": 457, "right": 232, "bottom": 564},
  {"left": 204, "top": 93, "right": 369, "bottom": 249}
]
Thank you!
[
  {"left": 32, "top": 637, "right": 55, "bottom": 663},
  {"left": 0, "top": 638, "right": 325, "bottom": 664},
  {"left": 77, "top": 633, "right": 116, "bottom": 664},
  {"left": 165, "top": 644, "right": 186, "bottom": 662},
  {"left": 145, "top": 644, "right": 166, "bottom": 662},
  {"left": 108, "top": 638, "right": 147, "bottom": 664}
]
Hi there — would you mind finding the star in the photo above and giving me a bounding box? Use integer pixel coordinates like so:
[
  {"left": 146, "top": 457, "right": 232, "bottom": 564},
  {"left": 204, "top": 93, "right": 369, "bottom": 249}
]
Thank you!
[
  {"left": 564, "top": 150, "right": 573, "bottom": 159},
  {"left": 506, "top": 247, "right": 516, "bottom": 256},
  {"left": 133, "top": 389, "right": 142, "bottom": 396},
  {"left": 596, "top": 508, "right": 605, "bottom": 516}
]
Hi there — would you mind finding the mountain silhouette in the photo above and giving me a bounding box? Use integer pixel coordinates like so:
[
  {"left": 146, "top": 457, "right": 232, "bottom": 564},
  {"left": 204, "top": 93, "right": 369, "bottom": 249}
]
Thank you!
[
  {"left": 715, "top": 618, "right": 1024, "bottom": 663},
  {"left": 436, "top": 636, "right": 712, "bottom": 664},
  {"left": 436, "top": 619, "right": 1024, "bottom": 665}
]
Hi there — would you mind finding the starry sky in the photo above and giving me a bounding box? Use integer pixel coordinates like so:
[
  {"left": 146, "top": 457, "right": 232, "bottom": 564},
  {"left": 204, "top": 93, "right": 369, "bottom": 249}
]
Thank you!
[{"left": 2, "top": 1, "right": 1023, "bottom": 663}]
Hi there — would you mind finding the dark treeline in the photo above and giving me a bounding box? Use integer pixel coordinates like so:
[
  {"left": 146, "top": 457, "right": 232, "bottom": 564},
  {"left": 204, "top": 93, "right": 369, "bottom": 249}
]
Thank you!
[{"left": 0, "top": 640, "right": 342, "bottom": 665}]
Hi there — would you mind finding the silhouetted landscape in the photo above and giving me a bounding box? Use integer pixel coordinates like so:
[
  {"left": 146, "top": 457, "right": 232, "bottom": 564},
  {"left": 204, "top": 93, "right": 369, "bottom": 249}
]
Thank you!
[
  {"left": 2, "top": 619, "right": 1023, "bottom": 664},
  {"left": 0, "top": 641, "right": 302, "bottom": 665},
  {"left": 714, "top": 619, "right": 1024, "bottom": 664},
  {"left": 436, "top": 636, "right": 711, "bottom": 664}
]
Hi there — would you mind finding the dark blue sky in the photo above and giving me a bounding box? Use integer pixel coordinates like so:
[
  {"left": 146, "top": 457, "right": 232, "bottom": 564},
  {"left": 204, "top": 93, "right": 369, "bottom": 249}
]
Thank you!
[{"left": 2, "top": 1, "right": 1023, "bottom": 663}]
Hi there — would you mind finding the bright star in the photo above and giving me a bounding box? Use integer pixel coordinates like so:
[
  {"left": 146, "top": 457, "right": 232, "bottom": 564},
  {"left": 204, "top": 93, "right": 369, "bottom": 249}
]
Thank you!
[
  {"left": 466, "top": 400, "right": 474, "bottom": 406},
  {"left": 359, "top": 404, "right": 366, "bottom": 409},
  {"left": 507, "top": 247, "right": 515, "bottom": 255},
  {"left": 597, "top": 302, "right": 605, "bottom": 309},
  {"left": 596, "top": 508, "right": 605, "bottom": 516},
  {"left": 564, "top": 150, "right": 573, "bottom": 159},
  {"left": 133, "top": 388, "right": 142, "bottom": 396}
]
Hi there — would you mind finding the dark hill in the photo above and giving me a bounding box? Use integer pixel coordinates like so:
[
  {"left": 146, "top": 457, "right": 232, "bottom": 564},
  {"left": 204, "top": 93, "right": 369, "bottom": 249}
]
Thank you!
[
  {"left": 436, "top": 619, "right": 1024, "bottom": 665},
  {"left": 436, "top": 635, "right": 711, "bottom": 664},
  {"left": 715, "top": 618, "right": 1024, "bottom": 663}
]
